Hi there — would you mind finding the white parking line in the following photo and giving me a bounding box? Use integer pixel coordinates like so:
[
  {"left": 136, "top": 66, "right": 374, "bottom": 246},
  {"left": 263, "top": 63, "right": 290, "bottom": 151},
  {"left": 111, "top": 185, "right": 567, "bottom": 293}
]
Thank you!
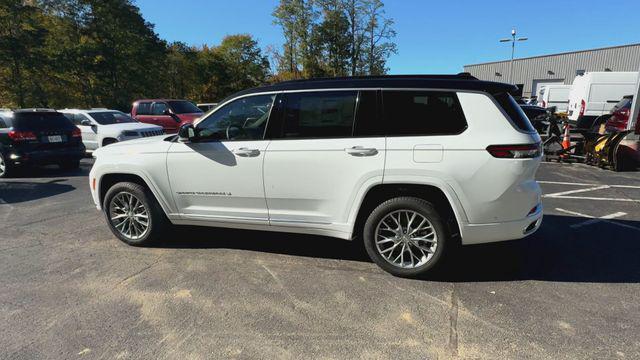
[
  {"left": 544, "top": 185, "right": 610, "bottom": 197},
  {"left": 555, "top": 208, "right": 640, "bottom": 231},
  {"left": 539, "top": 181, "right": 640, "bottom": 202},
  {"left": 545, "top": 195, "right": 640, "bottom": 203},
  {"left": 539, "top": 181, "right": 640, "bottom": 189}
]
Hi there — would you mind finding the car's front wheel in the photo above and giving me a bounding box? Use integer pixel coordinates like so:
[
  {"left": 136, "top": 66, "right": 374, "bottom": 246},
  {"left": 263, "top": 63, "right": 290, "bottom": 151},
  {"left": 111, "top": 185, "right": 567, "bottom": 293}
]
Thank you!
[
  {"left": 103, "top": 182, "right": 168, "bottom": 246},
  {"left": 363, "top": 197, "right": 448, "bottom": 278}
]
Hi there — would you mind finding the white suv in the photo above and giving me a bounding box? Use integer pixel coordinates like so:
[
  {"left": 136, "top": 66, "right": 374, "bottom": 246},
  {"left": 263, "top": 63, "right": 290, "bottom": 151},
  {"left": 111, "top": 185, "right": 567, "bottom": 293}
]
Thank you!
[
  {"left": 60, "top": 109, "right": 164, "bottom": 151},
  {"left": 89, "top": 75, "right": 543, "bottom": 277}
]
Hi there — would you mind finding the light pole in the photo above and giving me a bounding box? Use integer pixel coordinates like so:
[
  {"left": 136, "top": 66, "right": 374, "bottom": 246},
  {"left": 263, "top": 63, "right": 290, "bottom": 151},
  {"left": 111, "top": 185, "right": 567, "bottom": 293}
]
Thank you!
[{"left": 500, "top": 29, "right": 528, "bottom": 84}]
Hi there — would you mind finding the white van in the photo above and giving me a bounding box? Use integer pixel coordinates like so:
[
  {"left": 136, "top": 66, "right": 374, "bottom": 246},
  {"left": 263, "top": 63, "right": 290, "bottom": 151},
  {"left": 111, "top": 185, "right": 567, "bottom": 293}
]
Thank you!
[
  {"left": 567, "top": 71, "right": 638, "bottom": 128},
  {"left": 538, "top": 85, "right": 571, "bottom": 112}
]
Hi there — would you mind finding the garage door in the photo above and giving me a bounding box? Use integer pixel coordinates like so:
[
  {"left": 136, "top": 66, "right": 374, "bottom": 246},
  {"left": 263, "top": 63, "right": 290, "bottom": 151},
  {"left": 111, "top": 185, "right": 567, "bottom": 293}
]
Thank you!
[{"left": 532, "top": 79, "right": 565, "bottom": 98}]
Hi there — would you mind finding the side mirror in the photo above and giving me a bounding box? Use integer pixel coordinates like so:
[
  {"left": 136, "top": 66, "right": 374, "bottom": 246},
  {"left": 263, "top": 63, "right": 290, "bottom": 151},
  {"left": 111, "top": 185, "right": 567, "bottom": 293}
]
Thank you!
[
  {"left": 80, "top": 119, "right": 92, "bottom": 126},
  {"left": 178, "top": 123, "right": 197, "bottom": 142},
  {"left": 163, "top": 108, "right": 172, "bottom": 116}
]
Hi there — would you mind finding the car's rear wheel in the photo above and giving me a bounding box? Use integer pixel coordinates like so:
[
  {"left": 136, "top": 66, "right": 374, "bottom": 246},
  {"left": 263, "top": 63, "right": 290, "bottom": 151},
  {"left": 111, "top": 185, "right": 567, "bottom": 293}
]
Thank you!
[
  {"left": 103, "top": 182, "right": 168, "bottom": 246},
  {"left": 363, "top": 197, "right": 448, "bottom": 278}
]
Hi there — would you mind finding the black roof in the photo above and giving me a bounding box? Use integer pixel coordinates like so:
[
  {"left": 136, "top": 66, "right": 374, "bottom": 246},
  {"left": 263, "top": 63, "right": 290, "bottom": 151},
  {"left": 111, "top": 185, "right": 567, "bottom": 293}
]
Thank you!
[{"left": 223, "top": 74, "right": 517, "bottom": 103}]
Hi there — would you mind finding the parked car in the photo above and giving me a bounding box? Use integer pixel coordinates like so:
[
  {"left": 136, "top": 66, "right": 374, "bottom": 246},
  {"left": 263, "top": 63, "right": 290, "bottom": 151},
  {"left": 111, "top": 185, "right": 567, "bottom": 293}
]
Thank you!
[
  {"left": 567, "top": 71, "right": 638, "bottom": 129},
  {"left": 604, "top": 95, "right": 634, "bottom": 132},
  {"left": 0, "top": 109, "right": 85, "bottom": 178},
  {"left": 538, "top": 84, "right": 571, "bottom": 112},
  {"left": 60, "top": 109, "right": 164, "bottom": 152},
  {"left": 197, "top": 103, "right": 218, "bottom": 112},
  {"left": 90, "top": 74, "right": 543, "bottom": 277},
  {"left": 131, "top": 99, "right": 203, "bottom": 134}
]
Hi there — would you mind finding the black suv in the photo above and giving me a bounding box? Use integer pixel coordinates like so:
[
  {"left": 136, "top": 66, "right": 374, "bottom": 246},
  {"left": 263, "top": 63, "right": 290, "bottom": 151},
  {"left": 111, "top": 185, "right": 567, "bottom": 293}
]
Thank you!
[{"left": 0, "top": 109, "right": 85, "bottom": 178}]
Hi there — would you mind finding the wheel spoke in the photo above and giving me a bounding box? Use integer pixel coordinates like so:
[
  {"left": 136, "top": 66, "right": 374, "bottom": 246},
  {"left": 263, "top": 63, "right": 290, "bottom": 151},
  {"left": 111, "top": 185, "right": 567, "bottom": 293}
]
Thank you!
[{"left": 380, "top": 242, "right": 400, "bottom": 256}]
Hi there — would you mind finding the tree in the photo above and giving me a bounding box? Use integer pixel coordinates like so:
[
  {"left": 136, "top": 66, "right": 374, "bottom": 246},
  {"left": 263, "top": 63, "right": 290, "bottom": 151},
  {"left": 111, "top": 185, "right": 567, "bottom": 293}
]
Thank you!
[
  {"left": 0, "top": 1, "right": 48, "bottom": 107},
  {"left": 363, "top": 0, "right": 396, "bottom": 75},
  {"left": 316, "top": 0, "right": 351, "bottom": 77},
  {"left": 272, "top": 0, "right": 396, "bottom": 79}
]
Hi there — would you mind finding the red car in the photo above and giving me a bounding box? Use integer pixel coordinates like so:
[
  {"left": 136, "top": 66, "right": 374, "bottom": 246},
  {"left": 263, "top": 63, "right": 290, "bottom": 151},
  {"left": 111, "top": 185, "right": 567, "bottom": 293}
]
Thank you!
[
  {"left": 131, "top": 99, "right": 203, "bottom": 133},
  {"left": 605, "top": 95, "right": 634, "bottom": 132}
]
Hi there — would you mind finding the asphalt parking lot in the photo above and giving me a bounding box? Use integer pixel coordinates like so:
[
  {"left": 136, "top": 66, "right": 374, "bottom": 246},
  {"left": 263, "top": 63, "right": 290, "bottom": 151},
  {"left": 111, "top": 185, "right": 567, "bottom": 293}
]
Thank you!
[{"left": 1, "top": 159, "right": 639, "bottom": 359}]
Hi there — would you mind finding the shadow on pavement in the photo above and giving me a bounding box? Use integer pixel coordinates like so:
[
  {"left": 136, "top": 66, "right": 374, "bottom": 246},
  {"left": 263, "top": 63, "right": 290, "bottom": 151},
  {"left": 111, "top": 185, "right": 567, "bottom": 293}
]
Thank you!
[
  {"left": 156, "top": 214, "right": 640, "bottom": 283},
  {"left": 157, "top": 226, "right": 369, "bottom": 262},
  {"left": 7, "top": 162, "right": 92, "bottom": 179},
  {"left": 0, "top": 179, "right": 76, "bottom": 204},
  {"left": 434, "top": 214, "right": 640, "bottom": 284}
]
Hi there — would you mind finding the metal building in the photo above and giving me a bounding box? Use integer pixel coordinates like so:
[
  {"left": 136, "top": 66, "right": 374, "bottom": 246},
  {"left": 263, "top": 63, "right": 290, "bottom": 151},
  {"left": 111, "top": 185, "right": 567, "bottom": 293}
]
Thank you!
[{"left": 464, "top": 43, "right": 640, "bottom": 98}]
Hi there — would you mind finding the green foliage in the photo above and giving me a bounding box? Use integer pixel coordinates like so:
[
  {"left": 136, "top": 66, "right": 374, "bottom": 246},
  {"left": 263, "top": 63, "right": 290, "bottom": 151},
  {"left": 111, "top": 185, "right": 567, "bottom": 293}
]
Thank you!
[
  {"left": 272, "top": 0, "right": 396, "bottom": 79},
  {"left": 0, "top": 0, "right": 395, "bottom": 110},
  {"left": 0, "top": 0, "right": 271, "bottom": 110}
]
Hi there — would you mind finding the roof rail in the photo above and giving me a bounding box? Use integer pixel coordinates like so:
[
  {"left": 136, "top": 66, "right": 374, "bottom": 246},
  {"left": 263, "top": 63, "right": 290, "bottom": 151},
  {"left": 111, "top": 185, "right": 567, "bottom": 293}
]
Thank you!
[
  {"left": 276, "top": 73, "right": 478, "bottom": 85},
  {"left": 14, "top": 108, "right": 57, "bottom": 113}
]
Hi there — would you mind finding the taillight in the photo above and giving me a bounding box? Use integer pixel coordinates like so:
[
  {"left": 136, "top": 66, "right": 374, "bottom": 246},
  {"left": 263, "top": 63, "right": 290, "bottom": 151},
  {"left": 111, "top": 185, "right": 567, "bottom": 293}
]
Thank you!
[
  {"left": 71, "top": 127, "right": 81, "bottom": 138},
  {"left": 619, "top": 108, "right": 630, "bottom": 122},
  {"left": 579, "top": 99, "right": 586, "bottom": 117},
  {"left": 541, "top": 100, "right": 547, "bottom": 108},
  {"left": 487, "top": 143, "right": 542, "bottom": 159},
  {"left": 8, "top": 130, "right": 37, "bottom": 141},
  {"left": 635, "top": 112, "right": 640, "bottom": 135}
]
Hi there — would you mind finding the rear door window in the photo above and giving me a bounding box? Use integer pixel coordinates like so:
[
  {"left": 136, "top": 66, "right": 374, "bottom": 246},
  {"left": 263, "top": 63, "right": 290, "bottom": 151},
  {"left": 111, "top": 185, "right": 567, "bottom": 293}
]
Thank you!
[
  {"left": 136, "top": 102, "right": 152, "bottom": 115},
  {"left": 383, "top": 91, "right": 467, "bottom": 136},
  {"left": 493, "top": 92, "right": 536, "bottom": 133},
  {"left": 151, "top": 102, "right": 168, "bottom": 115},
  {"left": 275, "top": 91, "right": 357, "bottom": 139}
]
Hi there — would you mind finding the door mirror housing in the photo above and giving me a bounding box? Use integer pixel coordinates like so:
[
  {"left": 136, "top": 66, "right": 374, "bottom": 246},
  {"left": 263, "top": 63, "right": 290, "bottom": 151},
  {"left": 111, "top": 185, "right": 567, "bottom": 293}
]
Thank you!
[
  {"left": 162, "top": 108, "right": 173, "bottom": 116},
  {"left": 80, "top": 119, "right": 93, "bottom": 126},
  {"left": 178, "top": 123, "right": 197, "bottom": 142}
]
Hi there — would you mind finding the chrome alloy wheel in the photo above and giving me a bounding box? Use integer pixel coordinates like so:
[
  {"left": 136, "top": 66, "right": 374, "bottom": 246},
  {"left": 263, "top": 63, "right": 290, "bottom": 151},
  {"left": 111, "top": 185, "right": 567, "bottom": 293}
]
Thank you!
[
  {"left": 0, "top": 154, "right": 5, "bottom": 177},
  {"left": 108, "top": 191, "right": 150, "bottom": 240},
  {"left": 374, "top": 210, "right": 438, "bottom": 269}
]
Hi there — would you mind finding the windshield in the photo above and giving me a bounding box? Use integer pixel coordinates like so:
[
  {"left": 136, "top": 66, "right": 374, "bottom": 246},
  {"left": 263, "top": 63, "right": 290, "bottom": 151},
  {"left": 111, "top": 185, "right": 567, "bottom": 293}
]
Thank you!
[
  {"left": 168, "top": 101, "right": 203, "bottom": 114},
  {"left": 90, "top": 111, "right": 137, "bottom": 125}
]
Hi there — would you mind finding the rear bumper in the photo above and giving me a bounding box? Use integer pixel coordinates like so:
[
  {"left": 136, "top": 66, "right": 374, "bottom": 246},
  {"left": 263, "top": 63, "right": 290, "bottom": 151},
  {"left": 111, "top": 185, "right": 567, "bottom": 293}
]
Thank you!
[
  {"left": 8, "top": 147, "right": 85, "bottom": 165},
  {"left": 459, "top": 204, "right": 543, "bottom": 245}
]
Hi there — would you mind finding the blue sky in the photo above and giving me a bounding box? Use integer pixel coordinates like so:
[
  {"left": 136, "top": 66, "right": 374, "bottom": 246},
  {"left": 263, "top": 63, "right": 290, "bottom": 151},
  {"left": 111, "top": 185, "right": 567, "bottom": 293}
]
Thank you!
[{"left": 136, "top": 0, "right": 640, "bottom": 74}]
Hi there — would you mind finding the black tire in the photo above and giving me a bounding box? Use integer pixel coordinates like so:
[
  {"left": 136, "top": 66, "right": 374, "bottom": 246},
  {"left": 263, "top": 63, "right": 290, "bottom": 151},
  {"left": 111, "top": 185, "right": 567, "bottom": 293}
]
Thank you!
[
  {"left": 102, "top": 138, "right": 118, "bottom": 147},
  {"left": 0, "top": 152, "right": 12, "bottom": 178},
  {"left": 103, "top": 182, "right": 168, "bottom": 246},
  {"left": 363, "top": 197, "right": 448, "bottom": 278},
  {"left": 59, "top": 159, "right": 80, "bottom": 170}
]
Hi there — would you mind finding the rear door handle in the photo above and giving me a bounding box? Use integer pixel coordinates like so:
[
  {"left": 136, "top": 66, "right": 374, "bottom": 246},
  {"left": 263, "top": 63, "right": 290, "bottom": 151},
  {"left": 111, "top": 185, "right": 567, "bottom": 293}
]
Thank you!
[
  {"left": 233, "top": 147, "right": 260, "bottom": 157},
  {"left": 345, "top": 146, "right": 378, "bottom": 157}
]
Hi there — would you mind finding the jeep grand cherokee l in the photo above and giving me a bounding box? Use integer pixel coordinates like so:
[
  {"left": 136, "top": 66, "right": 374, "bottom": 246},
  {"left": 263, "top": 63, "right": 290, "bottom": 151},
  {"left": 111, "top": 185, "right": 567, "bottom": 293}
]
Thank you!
[{"left": 90, "top": 75, "right": 543, "bottom": 277}]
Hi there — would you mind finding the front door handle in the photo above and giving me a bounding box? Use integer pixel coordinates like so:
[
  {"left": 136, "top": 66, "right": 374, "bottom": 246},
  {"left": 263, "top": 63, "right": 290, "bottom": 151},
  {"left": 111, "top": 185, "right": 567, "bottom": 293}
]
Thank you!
[
  {"left": 345, "top": 146, "right": 378, "bottom": 157},
  {"left": 233, "top": 147, "right": 260, "bottom": 157}
]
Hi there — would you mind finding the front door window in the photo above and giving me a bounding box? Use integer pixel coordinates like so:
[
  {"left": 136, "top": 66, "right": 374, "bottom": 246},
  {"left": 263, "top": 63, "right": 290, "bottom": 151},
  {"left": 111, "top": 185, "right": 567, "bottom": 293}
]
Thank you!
[{"left": 196, "top": 94, "right": 276, "bottom": 141}]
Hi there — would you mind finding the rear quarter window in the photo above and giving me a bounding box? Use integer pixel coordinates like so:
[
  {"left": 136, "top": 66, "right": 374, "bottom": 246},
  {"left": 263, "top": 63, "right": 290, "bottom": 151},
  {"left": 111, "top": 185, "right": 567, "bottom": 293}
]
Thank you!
[
  {"left": 382, "top": 91, "right": 467, "bottom": 136},
  {"left": 493, "top": 93, "right": 537, "bottom": 133}
]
